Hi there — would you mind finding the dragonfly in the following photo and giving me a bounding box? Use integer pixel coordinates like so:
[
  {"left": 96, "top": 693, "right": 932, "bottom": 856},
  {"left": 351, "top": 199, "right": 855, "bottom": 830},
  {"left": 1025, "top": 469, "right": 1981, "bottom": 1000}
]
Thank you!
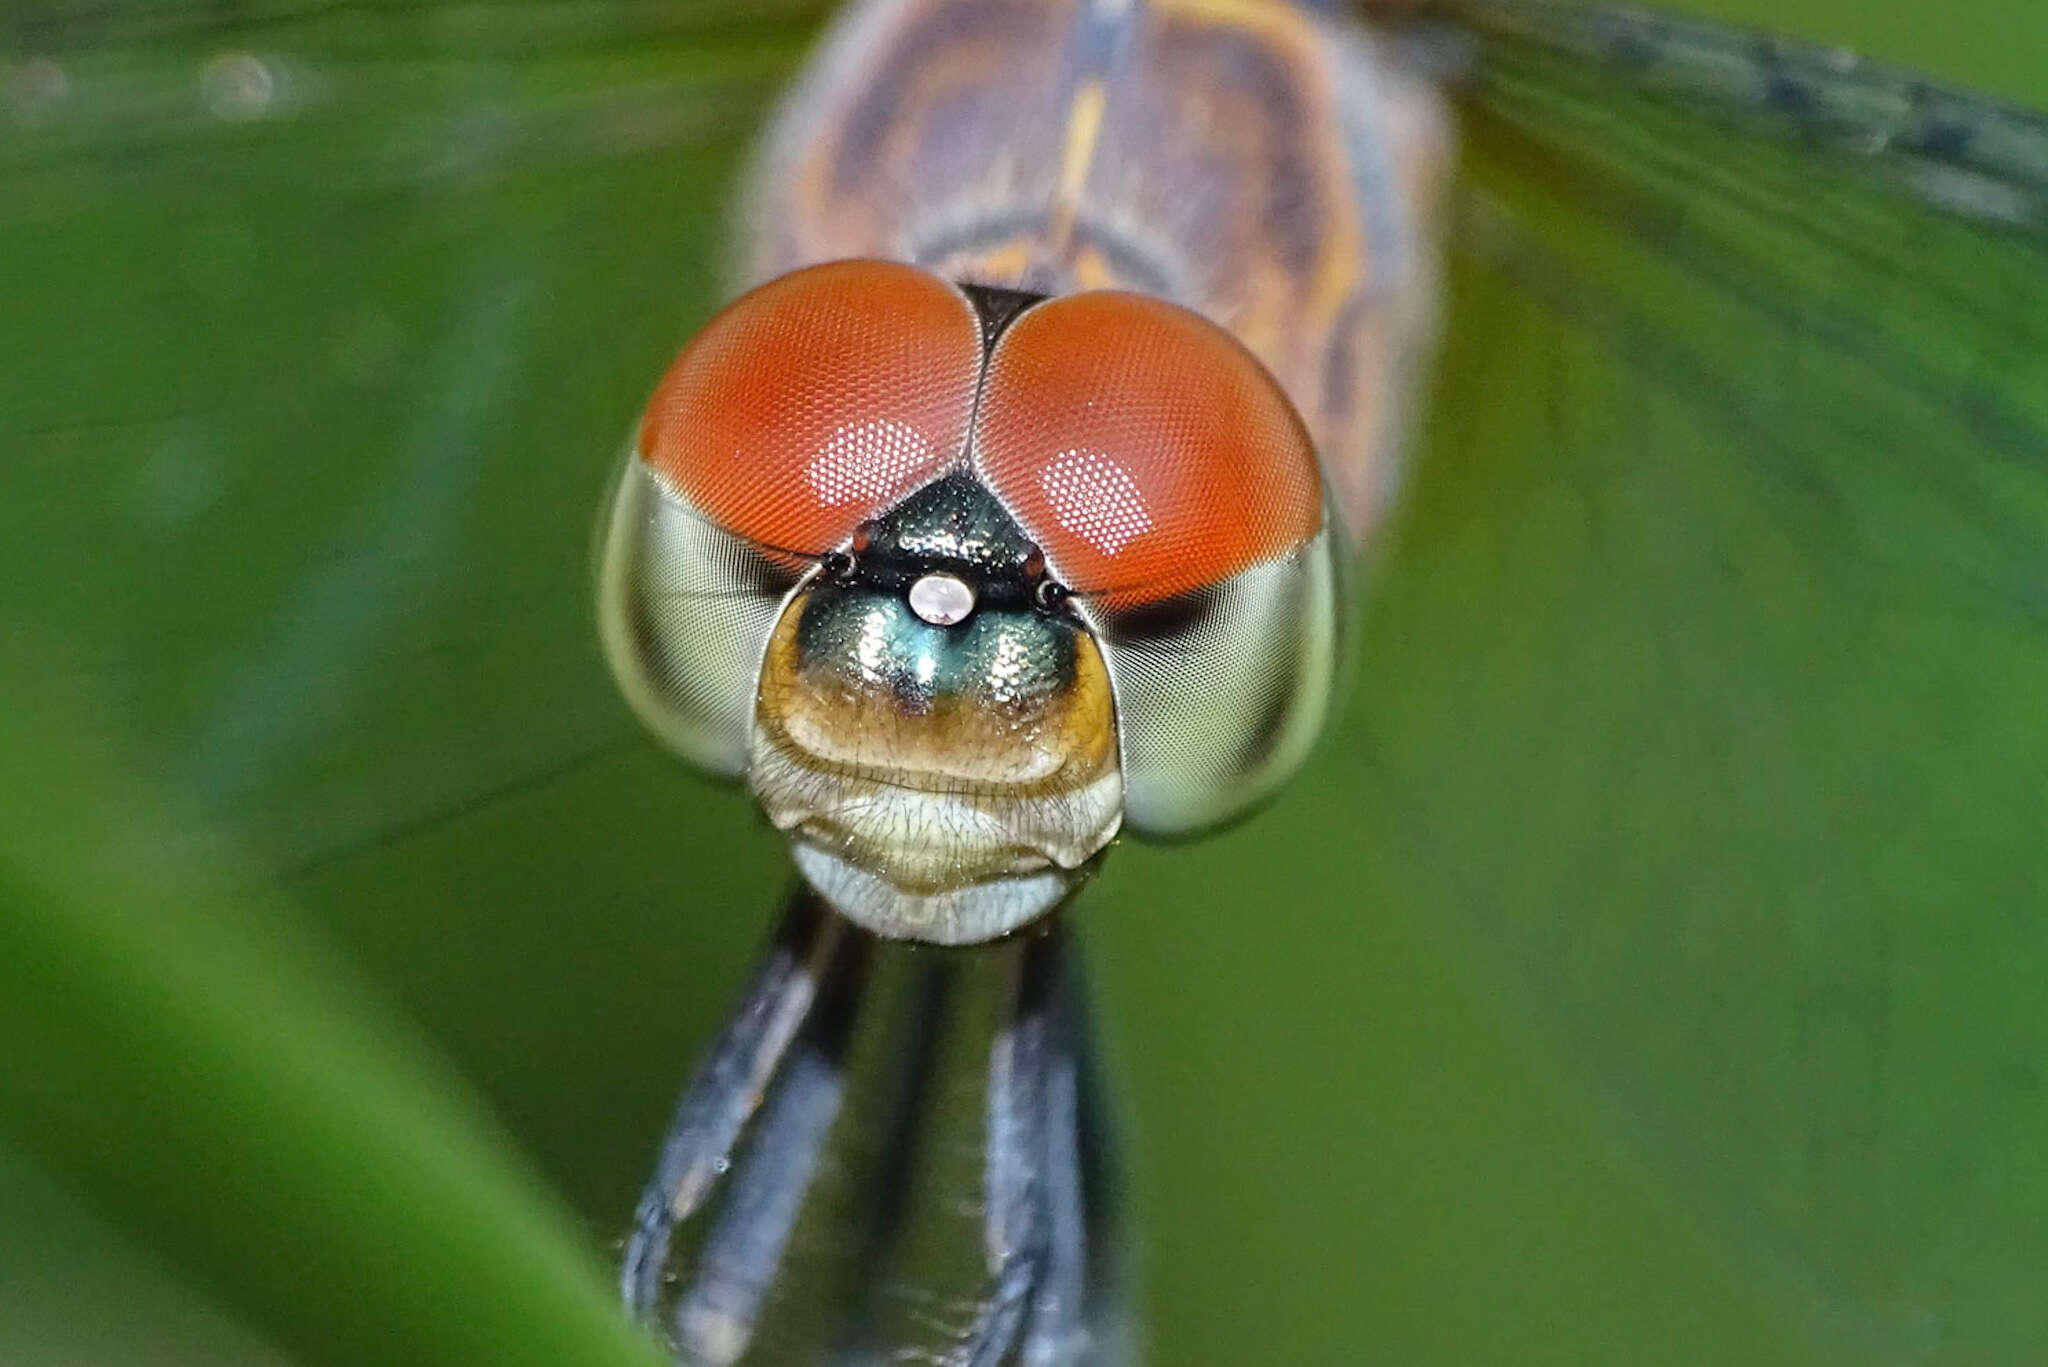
[{"left": 4, "top": 0, "right": 2046, "bottom": 1363}]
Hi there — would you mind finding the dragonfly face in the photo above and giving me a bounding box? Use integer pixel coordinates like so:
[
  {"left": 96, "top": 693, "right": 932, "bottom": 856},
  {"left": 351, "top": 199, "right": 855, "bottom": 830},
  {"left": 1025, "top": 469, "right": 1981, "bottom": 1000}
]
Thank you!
[
  {"left": 596, "top": 0, "right": 1451, "bottom": 947},
  {"left": 599, "top": 256, "right": 1341, "bottom": 942}
]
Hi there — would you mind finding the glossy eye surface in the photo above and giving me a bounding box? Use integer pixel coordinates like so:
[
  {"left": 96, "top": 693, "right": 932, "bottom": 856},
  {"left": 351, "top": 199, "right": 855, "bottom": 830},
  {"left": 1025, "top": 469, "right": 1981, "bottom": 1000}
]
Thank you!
[
  {"left": 638, "top": 259, "right": 982, "bottom": 552},
  {"left": 972, "top": 291, "right": 1324, "bottom": 607}
]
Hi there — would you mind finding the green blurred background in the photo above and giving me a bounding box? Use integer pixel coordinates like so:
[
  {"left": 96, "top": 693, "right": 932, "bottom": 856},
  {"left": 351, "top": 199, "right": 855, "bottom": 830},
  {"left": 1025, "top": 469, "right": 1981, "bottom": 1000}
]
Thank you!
[{"left": 2, "top": 2, "right": 2043, "bottom": 1364}]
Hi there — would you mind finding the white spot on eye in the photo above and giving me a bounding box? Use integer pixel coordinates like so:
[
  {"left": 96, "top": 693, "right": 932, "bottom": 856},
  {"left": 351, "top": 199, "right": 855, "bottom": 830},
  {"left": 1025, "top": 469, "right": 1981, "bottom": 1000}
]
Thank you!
[
  {"left": 809, "top": 418, "right": 934, "bottom": 506},
  {"left": 908, "top": 572, "right": 976, "bottom": 626},
  {"left": 1040, "top": 449, "right": 1153, "bottom": 555}
]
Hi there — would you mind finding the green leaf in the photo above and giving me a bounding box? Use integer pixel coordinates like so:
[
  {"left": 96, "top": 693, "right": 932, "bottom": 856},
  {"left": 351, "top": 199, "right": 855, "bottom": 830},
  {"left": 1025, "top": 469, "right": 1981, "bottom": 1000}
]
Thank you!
[
  {"left": 0, "top": 1142, "right": 290, "bottom": 1366},
  {"left": 0, "top": 648, "right": 668, "bottom": 1367}
]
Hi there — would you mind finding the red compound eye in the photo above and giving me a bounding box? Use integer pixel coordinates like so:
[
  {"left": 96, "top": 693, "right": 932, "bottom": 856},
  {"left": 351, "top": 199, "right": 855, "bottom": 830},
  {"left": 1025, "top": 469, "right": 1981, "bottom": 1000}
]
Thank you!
[
  {"left": 638, "top": 259, "right": 984, "bottom": 553},
  {"left": 972, "top": 291, "right": 1323, "bottom": 607}
]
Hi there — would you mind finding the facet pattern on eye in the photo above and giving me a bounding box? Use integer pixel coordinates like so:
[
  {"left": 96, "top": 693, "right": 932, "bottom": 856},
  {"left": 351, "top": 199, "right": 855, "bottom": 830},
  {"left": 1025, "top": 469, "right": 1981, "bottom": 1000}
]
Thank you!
[
  {"left": 599, "top": 458, "right": 802, "bottom": 777},
  {"left": 972, "top": 289, "right": 1325, "bottom": 606},
  {"left": 1095, "top": 529, "right": 1343, "bottom": 837},
  {"left": 637, "top": 258, "right": 983, "bottom": 556}
]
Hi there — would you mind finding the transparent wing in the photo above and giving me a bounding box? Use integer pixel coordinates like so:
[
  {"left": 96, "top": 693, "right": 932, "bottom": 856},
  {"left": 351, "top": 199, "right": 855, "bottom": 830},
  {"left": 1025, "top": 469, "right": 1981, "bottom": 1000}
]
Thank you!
[
  {"left": 0, "top": 1, "right": 820, "bottom": 873},
  {"left": 1341, "top": 2, "right": 2048, "bottom": 1359}
]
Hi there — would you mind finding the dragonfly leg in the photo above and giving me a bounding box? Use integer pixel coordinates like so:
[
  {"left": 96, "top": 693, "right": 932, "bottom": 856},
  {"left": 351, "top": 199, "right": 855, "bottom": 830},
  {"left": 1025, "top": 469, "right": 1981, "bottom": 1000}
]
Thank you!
[
  {"left": 623, "top": 898, "right": 1124, "bottom": 1365},
  {"left": 959, "top": 925, "right": 1106, "bottom": 1367},
  {"left": 671, "top": 925, "right": 871, "bottom": 1363},
  {"left": 620, "top": 889, "right": 850, "bottom": 1317}
]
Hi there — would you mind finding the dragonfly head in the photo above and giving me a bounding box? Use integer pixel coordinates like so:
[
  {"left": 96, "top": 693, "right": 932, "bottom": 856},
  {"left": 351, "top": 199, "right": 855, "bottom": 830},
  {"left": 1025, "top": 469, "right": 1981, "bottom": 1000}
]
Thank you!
[{"left": 600, "top": 260, "right": 1344, "bottom": 944}]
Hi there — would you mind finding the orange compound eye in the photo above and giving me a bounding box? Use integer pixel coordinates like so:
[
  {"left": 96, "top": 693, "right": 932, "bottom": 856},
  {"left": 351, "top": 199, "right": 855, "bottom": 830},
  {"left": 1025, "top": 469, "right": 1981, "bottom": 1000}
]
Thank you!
[
  {"left": 638, "top": 260, "right": 984, "bottom": 554},
  {"left": 971, "top": 292, "right": 1323, "bottom": 607}
]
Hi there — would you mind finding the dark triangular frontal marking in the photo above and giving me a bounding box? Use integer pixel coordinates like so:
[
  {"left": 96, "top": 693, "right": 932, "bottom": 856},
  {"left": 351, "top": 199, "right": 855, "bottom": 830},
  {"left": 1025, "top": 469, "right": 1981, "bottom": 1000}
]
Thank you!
[
  {"left": 859, "top": 471, "right": 1040, "bottom": 603},
  {"left": 959, "top": 282, "right": 1050, "bottom": 354}
]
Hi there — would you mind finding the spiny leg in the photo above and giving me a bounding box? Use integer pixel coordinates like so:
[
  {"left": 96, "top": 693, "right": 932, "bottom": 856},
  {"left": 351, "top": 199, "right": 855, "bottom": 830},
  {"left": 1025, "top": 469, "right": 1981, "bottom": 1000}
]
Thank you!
[
  {"left": 622, "top": 899, "right": 1123, "bottom": 1365},
  {"left": 672, "top": 925, "right": 872, "bottom": 1364},
  {"left": 1022, "top": 954, "right": 1089, "bottom": 1367},
  {"left": 959, "top": 925, "right": 1102, "bottom": 1367},
  {"left": 622, "top": 889, "right": 846, "bottom": 1316},
  {"left": 963, "top": 942, "right": 1050, "bottom": 1365}
]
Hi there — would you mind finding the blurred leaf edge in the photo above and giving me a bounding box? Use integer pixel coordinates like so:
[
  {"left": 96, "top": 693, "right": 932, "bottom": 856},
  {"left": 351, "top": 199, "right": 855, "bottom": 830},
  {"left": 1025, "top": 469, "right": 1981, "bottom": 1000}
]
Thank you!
[{"left": 0, "top": 639, "right": 668, "bottom": 1367}]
